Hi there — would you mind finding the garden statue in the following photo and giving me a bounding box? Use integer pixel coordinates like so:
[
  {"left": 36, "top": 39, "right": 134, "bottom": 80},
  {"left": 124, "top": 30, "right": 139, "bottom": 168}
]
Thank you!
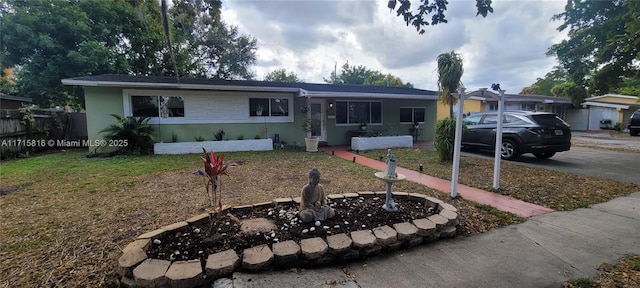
[
  {"left": 299, "top": 168, "right": 335, "bottom": 222},
  {"left": 385, "top": 149, "right": 397, "bottom": 179}
]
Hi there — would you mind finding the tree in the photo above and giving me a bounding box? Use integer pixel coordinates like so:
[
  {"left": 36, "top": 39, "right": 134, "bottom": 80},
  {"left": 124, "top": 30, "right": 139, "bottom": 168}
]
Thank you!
[
  {"left": 436, "top": 51, "right": 464, "bottom": 118},
  {"left": 1, "top": 0, "right": 165, "bottom": 106},
  {"left": 547, "top": 0, "right": 640, "bottom": 95},
  {"left": 324, "top": 61, "right": 413, "bottom": 87},
  {"left": 1, "top": 0, "right": 259, "bottom": 107},
  {"left": 264, "top": 68, "right": 303, "bottom": 82},
  {"left": 388, "top": 0, "right": 494, "bottom": 34},
  {"left": 170, "top": 0, "right": 257, "bottom": 80},
  {"left": 520, "top": 66, "right": 567, "bottom": 95},
  {"left": 550, "top": 81, "right": 587, "bottom": 107}
]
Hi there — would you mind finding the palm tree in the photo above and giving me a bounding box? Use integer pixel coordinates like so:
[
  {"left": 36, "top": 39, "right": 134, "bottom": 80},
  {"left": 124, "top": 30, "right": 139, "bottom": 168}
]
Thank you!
[{"left": 437, "top": 51, "right": 464, "bottom": 117}]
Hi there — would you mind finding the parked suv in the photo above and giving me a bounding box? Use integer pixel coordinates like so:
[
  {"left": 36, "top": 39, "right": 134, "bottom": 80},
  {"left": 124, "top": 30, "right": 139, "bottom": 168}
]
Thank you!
[
  {"left": 461, "top": 111, "right": 571, "bottom": 160},
  {"left": 628, "top": 109, "right": 640, "bottom": 136}
]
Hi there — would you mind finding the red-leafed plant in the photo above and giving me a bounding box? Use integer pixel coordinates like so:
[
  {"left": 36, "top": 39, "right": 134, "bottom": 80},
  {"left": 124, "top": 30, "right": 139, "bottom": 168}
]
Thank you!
[{"left": 197, "top": 147, "right": 228, "bottom": 211}]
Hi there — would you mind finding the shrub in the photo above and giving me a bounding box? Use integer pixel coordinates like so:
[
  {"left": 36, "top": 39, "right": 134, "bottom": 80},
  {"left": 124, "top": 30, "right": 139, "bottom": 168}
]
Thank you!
[
  {"left": 254, "top": 134, "right": 261, "bottom": 139},
  {"left": 171, "top": 132, "right": 178, "bottom": 143},
  {"left": 434, "top": 117, "right": 464, "bottom": 161},
  {"left": 237, "top": 134, "right": 244, "bottom": 140},
  {"left": 214, "top": 129, "right": 225, "bottom": 141},
  {"left": 99, "top": 114, "right": 154, "bottom": 155},
  {"left": 194, "top": 135, "right": 205, "bottom": 142}
]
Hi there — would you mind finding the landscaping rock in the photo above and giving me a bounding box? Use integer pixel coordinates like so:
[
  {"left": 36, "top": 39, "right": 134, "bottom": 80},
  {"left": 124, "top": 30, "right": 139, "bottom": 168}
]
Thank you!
[
  {"left": 186, "top": 213, "right": 211, "bottom": 227},
  {"left": 239, "top": 218, "right": 276, "bottom": 235},
  {"left": 162, "top": 221, "right": 189, "bottom": 234},
  {"left": 300, "top": 237, "right": 328, "bottom": 260},
  {"left": 393, "top": 222, "right": 418, "bottom": 241},
  {"left": 440, "top": 226, "right": 457, "bottom": 238},
  {"left": 242, "top": 244, "right": 273, "bottom": 271},
  {"left": 439, "top": 202, "right": 458, "bottom": 213},
  {"left": 272, "top": 240, "right": 300, "bottom": 266},
  {"left": 326, "top": 233, "right": 352, "bottom": 253},
  {"left": 350, "top": 230, "right": 376, "bottom": 249},
  {"left": 412, "top": 218, "right": 436, "bottom": 237},
  {"left": 427, "top": 214, "right": 448, "bottom": 231},
  {"left": 118, "top": 247, "right": 147, "bottom": 278},
  {"left": 138, "top": 228, "right": 166, "bottom": 239},
  {"left": 439, "top": 209, "right": 459, "bottom": 226},
  {"left": 272, "top": 197, "right": 294, "bottom": 205},
  {"left": 372, "top": 225, "right": 397, "bottom": 246},
  {"left": 132, "top": 259, "right": 170, "bottom": 287},
  {"left": 205, "top": 249, "right": 239, "bottom": 278},
  {"left": 212, "top": 277, "right": 234, "bottom": 288},
  {"left": 165, "top": 259, "right": 204, "bottom": 288}
]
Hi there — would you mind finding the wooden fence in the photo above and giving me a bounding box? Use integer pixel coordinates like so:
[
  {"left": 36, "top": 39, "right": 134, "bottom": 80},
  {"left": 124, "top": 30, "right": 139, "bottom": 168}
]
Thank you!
[{"left": 0, "top": 109, "right": 87, "bottom": 159}]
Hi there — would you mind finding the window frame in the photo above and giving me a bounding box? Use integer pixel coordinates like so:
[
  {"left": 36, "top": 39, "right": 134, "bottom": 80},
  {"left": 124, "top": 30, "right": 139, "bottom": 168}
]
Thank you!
[
  {"left": 335, "top": 100, "right": 383, "bottom": 126},
  {"left": 399, "top": 107, "right": 426, "bottom": 124}
]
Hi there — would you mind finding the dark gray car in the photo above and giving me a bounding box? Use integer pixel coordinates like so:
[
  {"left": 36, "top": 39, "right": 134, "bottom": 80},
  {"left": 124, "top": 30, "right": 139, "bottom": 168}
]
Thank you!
[{"left": 461, "top": 111, "right": 572, "bottom": 160}]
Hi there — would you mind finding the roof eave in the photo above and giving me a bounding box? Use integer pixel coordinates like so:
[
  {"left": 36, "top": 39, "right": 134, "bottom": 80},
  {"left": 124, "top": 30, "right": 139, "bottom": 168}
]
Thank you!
[
  {"left": 306, "top": 91, "right": 437, "bottom": 100},
  {"left": 61, "top": 79, "right": 303, "bottom": 94}
]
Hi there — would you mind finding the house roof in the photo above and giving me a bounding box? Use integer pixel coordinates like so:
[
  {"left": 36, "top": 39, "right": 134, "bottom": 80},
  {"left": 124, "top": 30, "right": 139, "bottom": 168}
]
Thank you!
[
  {"left": 584, "top": 94, "right": 640, "bottom": 105},
  {"left": 61, "top": 74, "right": 438, "bottom": 100},
  {"left": 465, "top": 90, "right": 572, "bottom": 104}
]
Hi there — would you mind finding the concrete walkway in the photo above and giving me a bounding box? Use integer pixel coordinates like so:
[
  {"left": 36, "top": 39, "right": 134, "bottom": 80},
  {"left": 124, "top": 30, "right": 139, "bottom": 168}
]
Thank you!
[
  {"left": 221, "top": 192, "right": 640, "bottom": 288},
  {"left": 320, "top": 146, "right": 554, "bottom": 218}
]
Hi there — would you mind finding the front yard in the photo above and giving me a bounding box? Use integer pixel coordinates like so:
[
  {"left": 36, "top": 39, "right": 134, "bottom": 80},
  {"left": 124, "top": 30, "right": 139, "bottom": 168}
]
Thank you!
[{"left": 0, "top": 148, "right": 637, "bottom": 287}]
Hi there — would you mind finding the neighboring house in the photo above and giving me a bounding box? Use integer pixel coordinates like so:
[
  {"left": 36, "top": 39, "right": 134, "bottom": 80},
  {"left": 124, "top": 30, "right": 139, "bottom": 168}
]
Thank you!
[
  {"left": 581, "top": 94, "right": 640, "bottom": 130},
  {"left": 62, "top": 74, "right": 438, "bottom": 152},
  {"left": 0, "top": 93, "right": 32, "bottom": 109},
  {"left": 440, "top": 90, "right": 573, "bottom": 119}
]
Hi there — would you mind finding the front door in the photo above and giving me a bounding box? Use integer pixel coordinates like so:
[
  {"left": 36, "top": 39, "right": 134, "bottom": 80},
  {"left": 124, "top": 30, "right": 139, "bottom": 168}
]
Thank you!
[{"left": 309, "top": 99, "right": 326, "bottom": 141}]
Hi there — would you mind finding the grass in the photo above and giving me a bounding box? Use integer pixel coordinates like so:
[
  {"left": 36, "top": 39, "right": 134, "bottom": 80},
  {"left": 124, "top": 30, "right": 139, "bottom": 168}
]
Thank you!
[
  {"left": 563, "top": 254, "right": 640, "bottom": 288},
  {"left": 0, "top": 147, "right": 637, "bottom": 287}
]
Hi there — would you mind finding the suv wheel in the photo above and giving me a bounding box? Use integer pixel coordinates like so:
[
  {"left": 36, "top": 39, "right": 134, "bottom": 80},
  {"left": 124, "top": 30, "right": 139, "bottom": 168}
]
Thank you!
[
  {"left": 533, "top": 152, "right": 556, "bottom": 159},
  {"left": 631, "top": 129, "right": 639, "bottom": 136},
  {"left": 501, "top": 139, "right": 520, "bottom": 160}
]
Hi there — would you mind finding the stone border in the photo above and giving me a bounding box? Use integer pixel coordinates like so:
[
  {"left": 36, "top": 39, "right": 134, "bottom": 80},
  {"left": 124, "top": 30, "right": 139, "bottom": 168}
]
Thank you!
[{"left": 118, "top": 192, "right": 459, "bottom": 287}]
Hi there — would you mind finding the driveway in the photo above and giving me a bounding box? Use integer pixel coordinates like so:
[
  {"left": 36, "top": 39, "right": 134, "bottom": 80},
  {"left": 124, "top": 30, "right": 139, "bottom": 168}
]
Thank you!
[{"left": 463, "top": 132, "right": 640, "bottom": 185}]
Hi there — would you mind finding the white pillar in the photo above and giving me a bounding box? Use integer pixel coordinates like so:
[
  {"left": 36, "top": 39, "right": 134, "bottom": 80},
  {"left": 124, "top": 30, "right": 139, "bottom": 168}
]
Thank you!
[
  {"left": 450, "top": 87, "right": 466, "bottom": 198},
  {"left": 492, "top": 89, "right": 506, "bottom": 189}
]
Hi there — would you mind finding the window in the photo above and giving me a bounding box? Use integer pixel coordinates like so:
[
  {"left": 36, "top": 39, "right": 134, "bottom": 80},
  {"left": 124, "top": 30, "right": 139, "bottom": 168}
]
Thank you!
[
  {"left": 481, "top": 114, "right": 499, "bottom": 124},
  {"left": 488, "top": 103, "right": 498, "bottom": 111},
  {"left": 131, "top": 96, "right": 184, "bottom": 118},
  {"left": 463, "top": 115, "right": 482, "bottom": 125},
  {"left": 551, "top": 105, "right": 564, "bottom": 116},
  {"left": 250, "top": 98, "right": 289, "bottom": 117},
  {"left": 400, "top": 107, "right": 425, "bottom": 124},
  {"left": 335, "top": 101, "right": 382, "bottom": 124},
  {"left": 520, "top": 103, "right": 536, "bottom": 111}
]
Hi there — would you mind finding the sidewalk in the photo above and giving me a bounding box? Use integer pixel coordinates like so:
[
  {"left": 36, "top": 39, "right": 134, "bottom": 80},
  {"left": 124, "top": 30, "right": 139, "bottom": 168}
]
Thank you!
[
  {"left": 223, "top": 192, "right": 640, "bottom": 288},
  {"left": 320, "top": 146, "right": 554, "bottom": 218}
]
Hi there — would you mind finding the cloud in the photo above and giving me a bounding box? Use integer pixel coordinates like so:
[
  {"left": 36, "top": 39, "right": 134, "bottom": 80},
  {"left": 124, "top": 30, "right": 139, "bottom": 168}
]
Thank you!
[{"left": 222, "top": 0, "right": 568, "bottom": 93}]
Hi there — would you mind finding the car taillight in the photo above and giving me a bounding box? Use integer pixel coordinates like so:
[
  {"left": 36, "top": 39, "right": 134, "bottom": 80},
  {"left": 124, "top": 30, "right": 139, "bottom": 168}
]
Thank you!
[{"left": 528, "top": 127, "right": 545, "bottom": 134}]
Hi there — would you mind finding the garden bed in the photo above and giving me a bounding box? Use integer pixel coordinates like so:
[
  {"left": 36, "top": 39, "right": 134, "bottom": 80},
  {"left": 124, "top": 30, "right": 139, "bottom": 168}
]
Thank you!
[{"left": 118, "top": 191, "right": 459, "bottom": 287}]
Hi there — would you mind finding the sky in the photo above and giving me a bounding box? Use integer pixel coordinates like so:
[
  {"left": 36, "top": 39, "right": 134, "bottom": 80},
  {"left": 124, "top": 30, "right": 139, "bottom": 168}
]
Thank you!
[{"left": 221, "top": 0, "right": 569, "bottom": 93}]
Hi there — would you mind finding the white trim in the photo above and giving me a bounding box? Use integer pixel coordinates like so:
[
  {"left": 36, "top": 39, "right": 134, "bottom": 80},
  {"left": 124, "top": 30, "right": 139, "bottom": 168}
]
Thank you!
[
  {"left": 582, "top": 101, "right": 630, "bottom": 110},
  {"left": 585, "top": 94, "right": 639, "bottom": 101}
]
